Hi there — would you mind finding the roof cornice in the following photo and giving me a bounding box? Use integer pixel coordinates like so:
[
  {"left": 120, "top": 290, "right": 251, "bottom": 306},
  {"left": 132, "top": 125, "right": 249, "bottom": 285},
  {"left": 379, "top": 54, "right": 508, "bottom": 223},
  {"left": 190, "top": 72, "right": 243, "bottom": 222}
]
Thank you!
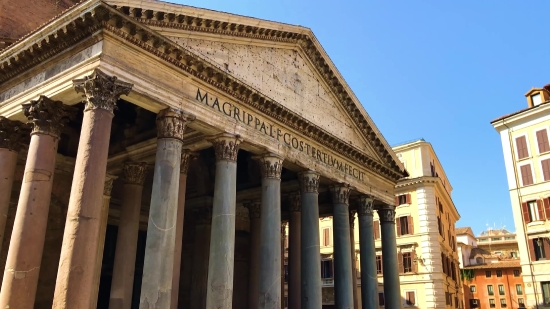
[{"left": 0, "top": 1, "right": 407, "bottom": 181}]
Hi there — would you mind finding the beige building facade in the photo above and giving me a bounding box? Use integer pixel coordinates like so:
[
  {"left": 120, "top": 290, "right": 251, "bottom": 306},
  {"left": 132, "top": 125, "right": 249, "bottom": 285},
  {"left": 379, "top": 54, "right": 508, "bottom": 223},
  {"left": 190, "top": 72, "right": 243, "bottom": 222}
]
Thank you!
[
  {"left": 492, "top": 85, "right": 550, "bottom": 308},
  {"left": 0, "top": 1, "right": 410, "bottom": 309}
]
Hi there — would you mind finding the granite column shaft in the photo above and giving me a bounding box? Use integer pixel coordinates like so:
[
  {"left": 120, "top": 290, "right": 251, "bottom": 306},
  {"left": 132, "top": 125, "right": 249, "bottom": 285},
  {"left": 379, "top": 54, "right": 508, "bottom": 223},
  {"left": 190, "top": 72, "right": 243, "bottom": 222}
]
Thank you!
[
  {"left": 205, "top": 134, "right": 242, "bottom": 309},
  {"left": 110, "top": 163, "right": 148, "bottom": 309},
  {"left": 0, "top": 97, "right": 73, "bottom": 309},
  {"left": 299, "top": 171, "right": 322, "bottom": 309},
  {"left": 288, "top": 193, "right": 301, "bottom": 309},
  {"left": 190, "top": 207, "right": 212, "bottom": 309},
  {"left": 358, "top": 196, "right": 378, "bottom": 309},
  {"left": 350, "top": 210, "right": 358, "bottom": 309},
  {"left": 246, "top": 201, "right": 261, "bottom": 309},
  {"left": 330, "top": 184, "right": 354, "bottom": 309},
  {"left": 139, "top": 109, "right": 188, "bottom": 309},
  {"left": 379, "top": 206, "right": 401, "bottom": 309}
]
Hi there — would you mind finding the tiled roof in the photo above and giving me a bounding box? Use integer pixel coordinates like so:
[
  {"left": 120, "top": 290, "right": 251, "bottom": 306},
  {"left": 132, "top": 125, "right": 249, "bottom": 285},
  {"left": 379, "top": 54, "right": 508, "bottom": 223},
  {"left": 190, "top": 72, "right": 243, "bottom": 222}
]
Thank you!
[
  {"left": 469, "top": 247, "right": 495, "bottom": 259},
  {"left": 462, "top": 260, "right": 520, "bottom": 270},
  {"left": 491, "top": 100, "right": 550, "bottom": 123},
  {"left": 456, "top": 227, "right": 470, "bottom": 234}
]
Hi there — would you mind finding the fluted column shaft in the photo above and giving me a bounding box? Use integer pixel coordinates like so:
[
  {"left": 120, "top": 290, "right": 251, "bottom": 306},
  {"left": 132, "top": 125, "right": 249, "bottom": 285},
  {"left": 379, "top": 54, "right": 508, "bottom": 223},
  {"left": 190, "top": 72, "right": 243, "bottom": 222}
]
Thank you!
[
  {"left": 171, "top": 151, "right": 194, "bottom": 309},
  {"left": 350, "top": 210, "right": 358, "bottom": 309},
  {"left": 0, "top": 97, "right": 73, "bottom": 309},
  {"left": 139, "top": 109, "right": 189, "bottom": 309},
  {"left": 53, "top": 69, "right": 132, "bottom": 308},
  {"left": 299, "top": 171, "right": 322, "bottom": 309},
  {"left": 0, "top": 117, "right": 26, "bottom": 248},
  {"left": 379, "top": 206, "right": 401, "bottom": 309},
  {"left": 246, "top": 201, "right": 261, "bottom": 309},
  {"left": 110, "top": 163, "right": 148, "bottom": 309},
  {"left": 358, "top": 196, "right": 378, "bottom": 309},
  {"left": 288, "top": 193, "right": 301, "bottom": 309},
  {"left": 205, "top": 134, "right": 242, "bottom": 309},
  {"left": 93, "top": 175, "right": 117, "bottom": 309},
  {"left": 330, "top": 184, "right": 354, "bottom": 309}
]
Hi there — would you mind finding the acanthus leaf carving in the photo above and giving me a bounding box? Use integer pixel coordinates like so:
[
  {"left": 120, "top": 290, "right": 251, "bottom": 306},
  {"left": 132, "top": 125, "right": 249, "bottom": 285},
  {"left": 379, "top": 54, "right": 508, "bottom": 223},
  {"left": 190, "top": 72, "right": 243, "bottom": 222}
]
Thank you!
[
  {"left": 288, "top": 192, "right": 301, "bottom": 213},
  {"left": 123, "top": 162, "right": 149, "bottom": 185},
  {"left": 244, "top": 200, "right": 261, "bottom": 218},
  {"left": 298, "top": 171, "right": 320, "bottom": 193},
  {"left": 73, "top": 69, "right": 133, "bottom": 113},
  {"left": 209, "top": 134, "right": 242, "bottom": 162},
  {"left": 378, "top": 207, "right": 396, "bottom": 223},
  {"left": 255, "top": 154, "right": 283, "bottom": 179},
  {"left": 22, "top": 95, "right": 76, "bottom": 137},
  {"left": 0, "top": 116, "right": 29, "bottom": 151},
  {"left": 329, "top": 184, "right": 352, "bottom": 206},
  {"left": 156, "top": 108, "right": 190, "bottom": 141},
  {"left": 357, "top": 195, "right": 375, "bottom": 217}
]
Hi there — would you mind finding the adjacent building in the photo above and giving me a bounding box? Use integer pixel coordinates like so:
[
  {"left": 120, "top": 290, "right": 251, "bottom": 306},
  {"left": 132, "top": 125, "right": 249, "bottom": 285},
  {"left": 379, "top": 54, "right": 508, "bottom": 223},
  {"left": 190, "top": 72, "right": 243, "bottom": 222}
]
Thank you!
[{"left": 491, "top": 85, "right": 550, "bottom": 308}]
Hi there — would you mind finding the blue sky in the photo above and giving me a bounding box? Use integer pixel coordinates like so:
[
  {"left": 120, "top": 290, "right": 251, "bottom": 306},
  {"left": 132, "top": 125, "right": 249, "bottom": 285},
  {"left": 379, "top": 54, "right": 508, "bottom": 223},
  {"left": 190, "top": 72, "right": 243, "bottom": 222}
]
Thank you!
[{"left": 173, "top": 0, "right": 550, "bottom": 235}]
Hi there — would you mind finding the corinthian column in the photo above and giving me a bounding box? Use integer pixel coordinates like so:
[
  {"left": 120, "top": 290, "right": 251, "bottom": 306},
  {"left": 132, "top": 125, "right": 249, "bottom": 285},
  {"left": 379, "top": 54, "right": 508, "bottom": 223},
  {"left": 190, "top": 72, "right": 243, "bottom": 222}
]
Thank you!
[
  {"left": 53, "top": 69, "right": 132, "bottom": 309},
  {"left": 0, "top": 117, "right": 27, "bottom": 248},
  {"left": 140, "top": 109, "right": 190, "bottom": 308},
  {"left": 288, "top": 192, "right": 301, "bottom": 309},
  {"left": 330, "top": 184, "right": 354, "bottom": 309},
  {"left": 0, "top": 96, "right": 74, "bottom": 309},
  {"left": 357, "top": 196, "right": 378, "bottom": 309},
  {"left": 245, "top": 200, "right": 261, "bottom": 309},
  {"left": 205, "top": 134, "right": 242, "bottom": 309},
  {"left": 350, "top": 209, "right": 358, "bottom": 309},
  {"left": 299, "top": 171, "right": 322, "bottom": 309},
  {"left": 171, "top": 151, "right": 195, "bottom": 309},
  {"left": 281, "top": 221, "right": 287, "bottom": 309},
  {"left": 110, "top": 162, "right": 148, "bottom": 309},
  {"left": 378, "top": 205, "right": 401, "bottom": 309}
]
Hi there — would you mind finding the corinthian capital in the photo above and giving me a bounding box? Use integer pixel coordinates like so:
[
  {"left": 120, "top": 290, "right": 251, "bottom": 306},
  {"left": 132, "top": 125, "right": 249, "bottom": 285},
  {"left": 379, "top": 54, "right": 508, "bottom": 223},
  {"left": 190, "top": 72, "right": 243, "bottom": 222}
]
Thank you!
[
  {"left": 357, "top": 195, "right": 375, "bottom": 217},
  {"left": 0, "top": 117, "right": 29, "bottom": 151},
  {"left": 288, "top": 192, "right": 301, "bottom": 213},
  {"left": 209, "top": 133, "right": 243, "bottom": 162},
  {"left": 377, "top": 206, "right": 396, "bottom": 223},
  {"left": 254, "top": 153, "right": 283, "bottom": 179},
  {"left": 180, "top": 150, "right": 197, "bottom": 174},
  {"left": 244, "top": 200, "right": 261, "bottom": 218},
  {"left": 123, "top": 162, "right": 149, "bottom": 185},
  {"left": 73, "top": 69, "right": 133, "bottom": 113},
  {"left": 298, "top": 171, "right": 319, "bottom": 193},
  {"left": 22, "top": 96, "right": 75, "bottom": 137},
  {"left": 329, "top": 184, "right": 352, "bottom": 205},
  {"left": 103, "top": 174, "right": 118, "bottom": 197},
  {"left": 156, "top": 108, "right": 192, "bottom": 141}
]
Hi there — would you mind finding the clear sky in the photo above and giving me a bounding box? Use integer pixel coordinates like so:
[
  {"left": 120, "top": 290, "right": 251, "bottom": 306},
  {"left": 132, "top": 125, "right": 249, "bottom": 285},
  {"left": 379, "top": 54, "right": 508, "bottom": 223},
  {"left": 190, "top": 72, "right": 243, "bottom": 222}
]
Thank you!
[{"left": 171, "top": 0, "right": 550, "bottom": 235}]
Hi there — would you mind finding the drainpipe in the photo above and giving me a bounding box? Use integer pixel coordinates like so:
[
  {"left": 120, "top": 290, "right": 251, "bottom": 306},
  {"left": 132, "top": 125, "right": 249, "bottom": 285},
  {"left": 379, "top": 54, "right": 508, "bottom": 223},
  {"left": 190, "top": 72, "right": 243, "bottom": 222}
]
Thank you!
[{"left": 502, "top": 119, "right": 540, "bottom": 308}]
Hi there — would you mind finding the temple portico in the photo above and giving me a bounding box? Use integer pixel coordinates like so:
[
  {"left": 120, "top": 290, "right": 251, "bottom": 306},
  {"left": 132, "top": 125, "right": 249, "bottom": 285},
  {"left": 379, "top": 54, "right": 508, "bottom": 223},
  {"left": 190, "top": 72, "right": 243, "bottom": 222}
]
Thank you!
[{"left": 0, "top": 1, "right": 408, "bottom": 308}]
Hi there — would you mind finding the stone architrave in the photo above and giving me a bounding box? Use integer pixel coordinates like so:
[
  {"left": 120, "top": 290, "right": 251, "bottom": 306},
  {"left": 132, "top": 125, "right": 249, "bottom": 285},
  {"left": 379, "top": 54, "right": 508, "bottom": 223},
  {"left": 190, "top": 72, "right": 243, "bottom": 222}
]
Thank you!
[
  {"left": 110, "top": 163, "right": 148, "bottom": 309},
  {"left": 255, "top": 153, "right": 284, "bottom": 309},
  {"left": 330, "top": 184, "right": 354, "bottom": 309},
  {"left": 349, "top": 209, "right": 358, "bottom": 309},
  {"left": 245, "top": 200, "right": 261, "bottom": 309},
  {"left": 171, "top": 151, "right": 195, "bottom": 309},
  {"left": 92, "top": 174, "right": 117, "bottom": 309},
  {"left": 288, "top": 192, "right": 301, "bottom": 309},
  {"left": 0, "top": 96, "right": 74, "bottom": 309},
  {"left": 53, "top": 69, "right": 133, "bottom": 309},
  {"left": 378, "top": 206, "right": 401, "bottom": 309},
  {"left": 298, "top": 171, "right": 322, "bottom": 309},
  {"left": 357, "top": 196, "right": 378, "bottom": 309},
  {"left": 0, "top": 117, "right": 28, "bottom": 248},
  {"left": 205, "top": 134, "right": 242, "bottom": 309},
  {"left": 140, "top": 109, "right": 190, "bottom": 308}
]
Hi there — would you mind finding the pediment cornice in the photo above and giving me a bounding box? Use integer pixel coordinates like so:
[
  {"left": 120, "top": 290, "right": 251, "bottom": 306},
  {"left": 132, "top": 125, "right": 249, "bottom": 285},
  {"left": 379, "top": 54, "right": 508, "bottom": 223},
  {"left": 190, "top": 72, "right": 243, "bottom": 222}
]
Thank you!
[{"left": 0, "top": 0, "right": 407, "bottom": 182}]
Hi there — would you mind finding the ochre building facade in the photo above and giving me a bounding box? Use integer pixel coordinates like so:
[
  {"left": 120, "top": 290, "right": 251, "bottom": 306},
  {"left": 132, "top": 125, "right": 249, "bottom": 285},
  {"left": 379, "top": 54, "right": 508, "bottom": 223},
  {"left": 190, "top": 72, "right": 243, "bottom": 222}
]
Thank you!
[{"left": 0, "top": 0, "right": 408, "bottom": 309}]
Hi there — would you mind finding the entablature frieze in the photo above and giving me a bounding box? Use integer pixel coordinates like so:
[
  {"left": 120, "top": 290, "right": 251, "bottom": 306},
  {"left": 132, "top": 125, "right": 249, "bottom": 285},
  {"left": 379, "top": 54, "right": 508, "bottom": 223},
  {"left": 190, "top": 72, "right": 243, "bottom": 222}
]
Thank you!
[{"left": 0, "top": 1, "right": 406, "bottom": 183}]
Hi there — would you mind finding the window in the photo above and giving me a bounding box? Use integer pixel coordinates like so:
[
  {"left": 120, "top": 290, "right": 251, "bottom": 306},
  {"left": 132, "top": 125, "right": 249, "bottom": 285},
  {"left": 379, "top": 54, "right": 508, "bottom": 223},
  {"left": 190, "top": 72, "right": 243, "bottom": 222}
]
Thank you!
[
  {"left": 469, "top": 299, "right": 479, "bottom": 308},
  {"left": 496, "top": 270, "right": 502, "bottom": 277},
  {"left": 487, "top": 285, "right": 494, "bottom": 296},
  {"left": 539, "top": 130, "right": 550, "bottom": 153},
  {"left": 397, "top": 194, "right": 410, "bottom": 205},
  {"left": 543, "top": 282, "right": 550, "bottom": 305},
  {"left": 476, "top": 257, "right": 483, "bottom": 264},
  {"left": 397, "top": 216, "right": 413, "bottom": 236},
  {"left": 532, "top": 93, "right": 542, "bottom": 106},
  {"left": 376, "top": 255, "right": 383, "bottom": 274},
  {"left": 470, "top": 285, "right": 476, "bottom": 292},
  {"left": 491, "top": 237, "right": 502, "bottom": 241},
  {"left": 519, "top": 298, "right": 525, "bottom": 308},
  {"left": 321, "top": 259, "right": 333, "bottom": 279},
  {"left": 516, "top": 284, "right": 523, "bottom": 295},
  {"left": 489, "top": 299, "right": 495, "bottom": 308},
  {"left": 374, "top": 220, "right": 380, "bottom": 240},
  {"left": 378, "top": 292, "right": 385, "bottom": 307},
  {"left": 284, "top": 296, "right": 288, "bottom": 308},
  {"left": 511, "top": 251, "right": 518, "bottom": 258},
  {"left": 505, "top": 236, "right": 516, "bottom": 240},
  {"left": 542, "top": 159, "right": 550, "bottom": 181},
  {"left": 485, "top": 271, "right": 491, "bottom": 278},
  {"left": 516, "top": 136, "right": 529, "bottom": 159},
  {"left": 514, "top": 269, "right": 521, "bottom": 277},
  {"left": 533, "top": 238, "right": 547, "bottom": 261},
  {"left": 437, "top": 217, "right": 442, "bottom": 236},
  {"left": 500, "top": 298, "right": 507, "bottom": 308},
  {"left": 322, "top": 228, "right": 330, "bottom": 246},
  {"left": 402, "top": 252, "right": 412, "bottom": 273},
  {"left": 498, "top": 284, "right": 505, "bottom": 295},
  {"left": 520, "top": 164, "right": 534, "bottom": 186},
  {"left": 523, "top": 200, "right": 543, "bottom": 222},
  {"left": 405, "top": 291, "right": 416, "bottom": 306}
]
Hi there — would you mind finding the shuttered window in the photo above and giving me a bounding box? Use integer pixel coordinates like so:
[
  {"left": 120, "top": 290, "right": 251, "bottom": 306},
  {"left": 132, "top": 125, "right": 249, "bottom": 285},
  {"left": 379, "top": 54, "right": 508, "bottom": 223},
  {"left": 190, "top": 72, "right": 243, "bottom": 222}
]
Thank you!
[
  {"left": 376, "top": 255, "right": 383, "bottom": 274},
  {"left": 516, "top": 136, "right": 529, "bottom": 159},
  {"left": 542, "top": 159, "right": 550, "bottom": 181},
  {"left": 520, "top": 164, "right": 534, "bottom": 186},
  {"left": 378, "top": 293, "right": 385, "bottom": 307},
  {"left": 397, "top": 216, "right": 414, "bottom": 236},
  {"left": 322, "top": 228, "right": 330, "bottom": 246},
  {"left": 374, "top": 220, "right": 380, "bottom": 240},
  {"left": 538, "top": 130, "right": 550, "bottom": 153},
  {"left": 406, "top": 291, "right": 416, "bottom": 305}
]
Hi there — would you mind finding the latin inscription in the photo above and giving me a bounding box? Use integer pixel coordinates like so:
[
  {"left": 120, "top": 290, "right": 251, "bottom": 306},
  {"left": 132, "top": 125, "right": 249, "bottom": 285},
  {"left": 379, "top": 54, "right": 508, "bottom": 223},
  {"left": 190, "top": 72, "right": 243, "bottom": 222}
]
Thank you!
[{"left": 196, "top": 88, "right": 366, "bottom": 182}]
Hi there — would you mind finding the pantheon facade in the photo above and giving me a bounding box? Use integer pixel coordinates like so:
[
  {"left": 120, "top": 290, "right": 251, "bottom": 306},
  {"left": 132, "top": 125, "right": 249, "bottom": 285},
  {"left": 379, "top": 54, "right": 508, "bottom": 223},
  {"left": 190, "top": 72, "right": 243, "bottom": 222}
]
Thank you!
[{"left": 0, "top": 0, "right": 408, "bottom": 308}]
